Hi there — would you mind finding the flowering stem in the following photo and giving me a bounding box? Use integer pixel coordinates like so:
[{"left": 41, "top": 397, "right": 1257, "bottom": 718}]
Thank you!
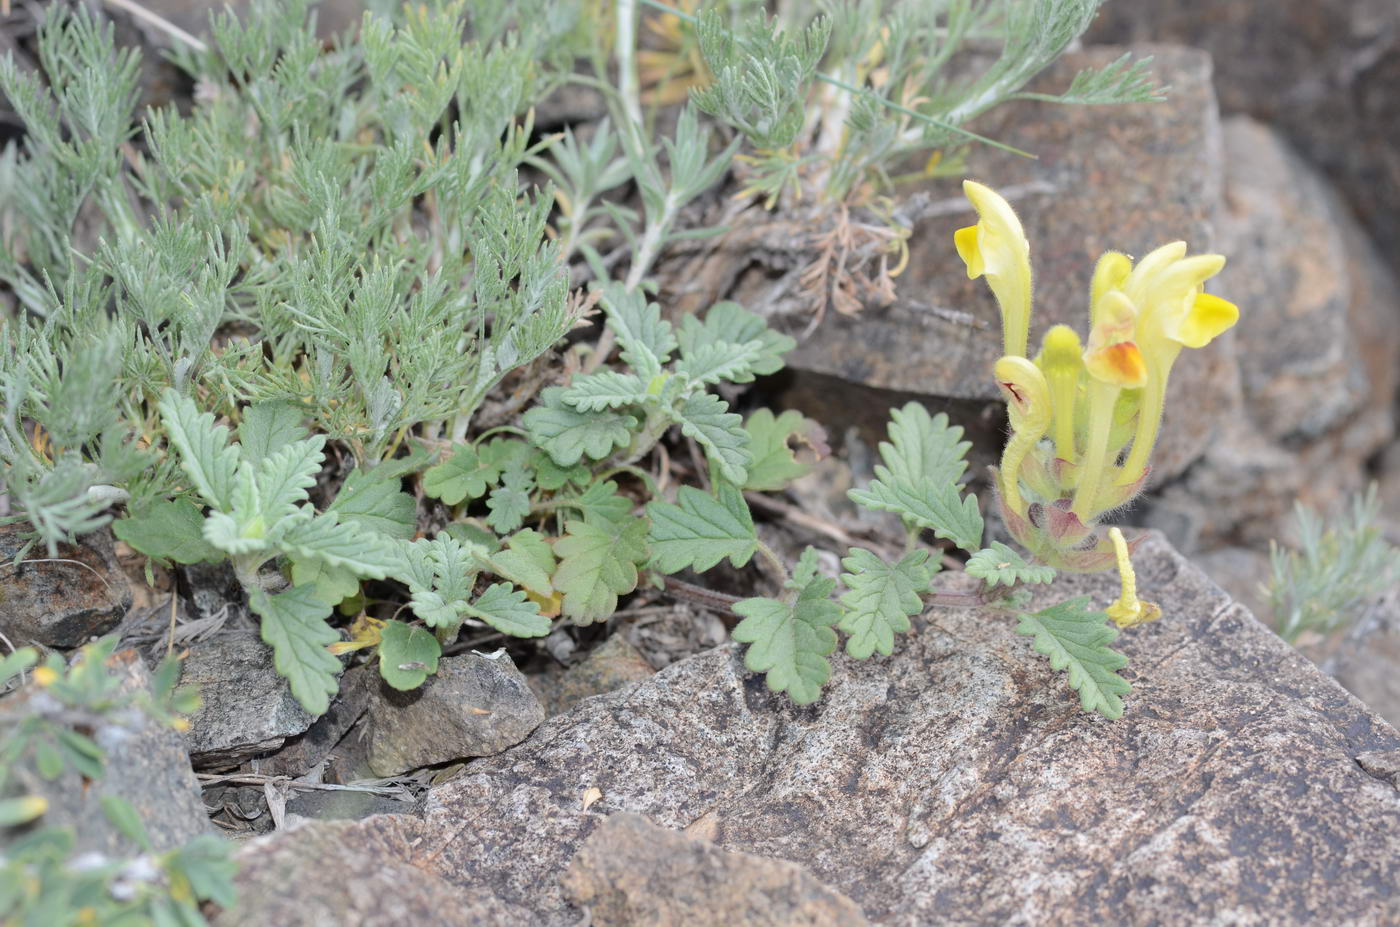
[
  {"left": 1118, "top": 362, "right": 1171, "bottom": 485},
  {"left": 1071, "top": 382, "right": 1118, "bottom": 521}
]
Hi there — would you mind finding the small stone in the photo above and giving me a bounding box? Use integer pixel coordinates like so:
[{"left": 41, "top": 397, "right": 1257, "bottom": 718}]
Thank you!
[
  {"left": 283, "top": 787, "right": 417, "bottom": 823},
  {"left": 256, "top": 664, "right": 372, "bottom": 778},
  {"left": 1, "top": 649, "right": 208, "bottom": 855},
  {"left": 562, "top": 813, "right": 869, "bottom": 927},
  {"left": 0, "top": 525, "right": 132, "bottom": 648},
  {"left": 366, "top": 652, "right": 544, "bottom": 777},
  {"left": 531, "top": 635, "right": 656, "bottom": 717},
  {"left": 181, "top": 632, "right": 321, "bottom": 769}
]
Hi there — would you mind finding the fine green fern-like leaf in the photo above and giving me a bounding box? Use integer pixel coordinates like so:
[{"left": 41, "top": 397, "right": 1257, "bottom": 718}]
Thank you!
[
  {"left": 838, "top": 548, "right": 932, "bottom": 659},
  {"left": 848, "top": 403, "right": 982, "bottom": 551},
  {"left": 965, "top": 541, "right": 1056, "bottom": 587},
  {"left": 524, "top": 387, "right": 638, "bottom": 466},
  {"left": 1015, "top": 596, "right": 1130, "bottom": 720},
  {"left": 553, "top": 515, "right": 649, "bottom": 624},
  {"left": 646, "top": 480, "right": 757, "bottom": 573},
  {"left": 732, "top": 557, "right": 841, "bottom": 705},
  {"left": 671, "top": 391, "right": 751, "bottom": 486},
  {"left": 158, "top": 389, "right": 240, "bottom": 511},
  {"left": 377, "top": 619, "right": 441, "bottom": 690},
  {"left": 250, "top": 585, "right": 342, "bottom": 716}
]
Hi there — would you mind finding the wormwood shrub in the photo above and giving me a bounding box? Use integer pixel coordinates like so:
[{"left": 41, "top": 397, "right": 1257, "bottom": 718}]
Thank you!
[{"left": 0, "top": 0, "right": 1181, "bottom": 721}]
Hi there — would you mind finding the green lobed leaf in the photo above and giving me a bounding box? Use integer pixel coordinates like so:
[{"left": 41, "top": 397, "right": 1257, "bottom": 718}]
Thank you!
[
  {"left": 602, "top": 284, "right": 677, "bottom": 379},
  {"left": 1015, "top": 596, "right": 1131, "bottom": 720},
  {"left": 965, "top": 541, "right": 1056, "bottom": 587},
  {"left": 560, "top": 370, "right": 647, "bottom": 412},
  {"left": 562, "top": 479, "right": 633, "bottom": 524},
  {"left": 238, "top": 400, "right": 309, "bottom": 464},
  {"left": 463, "top": 582, "right": 551, "bottom": 637},
  {"left": 423, "top": 444, "right": 500, "bottom": 505},
  {"left": 328, "top": 466, "right": 418, "bottom": 540},
  {"left": 485, "top": 468, "right": 534, "bottom": 534},
  {"left": 255, "top": 435, "right": 325, "bottom": 527},
  {"left": 530, "top": 451, "right": 590, "bottom": 491},
  {"left": 488, "top": 528, "right": 556, "bottom": 597},
  {"left": 158, "top": 388, "right": 240, "bottom": 511},
  {"left": 676, "top": 302, "right": 794, "bottom": 380},
  {"left": 848, "top": 403, "right": 983, "bottom": 551},
  {"left": 672, "top": 340, "right": 763, "bottom": 387},
  {"left": 277, "top": 512, "right": 403, "bottom": 578},
  {"left": 113, "top": 498, "right": 220, "bottom": 565},
  {"left": 838, "top": 548, "right": 933, "bottom": 659},
  {"left": 250, "top": 585, "right": 342, "bottom": 716},
  {"left": 377, "top": 619, "right": 442, "bottom": 690},
  {"left": 732, "top": 556, "right": 841, "bottom": 705},
  {"left": 646, "top": 480, "right": 756, "bottom": 573},
  {"left": 289, "top": 556, "right": 362, "bottom": 607},
  {"left": 553, "top": 515, "right": 649, "bottom": 624},
  {"left": 671, "top": 391, "right": 751, "bottom": 486},
  {"left": 524, "top": 387, "right": 637, "bottom": 466},
  {"left": 743, "top": 408, "right": 817, "bottom": 491}
]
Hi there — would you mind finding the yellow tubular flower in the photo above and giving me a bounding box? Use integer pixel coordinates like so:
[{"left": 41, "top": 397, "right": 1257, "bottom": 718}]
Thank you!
[
  {"left": 1117, "top": 251, "right": 1238, "bottom": 485},
  {"left": 955, "top": 180, "right": 1033, "bottom": 358},
  {"left": 1089, "top": 251, "right": 1132, "bottom": 326},
  {"left": 1037, "top": 324, "right": 1083, "bottom": 462},
  {"left": 1106, "top": 527, "right": 1161, "bottom": 628},
  {"left": 1073, "top": 290, "right": 1145, "bottom": 520},
  {"left": 993, "top": 355, "right": 1051, "bottom": 517}
]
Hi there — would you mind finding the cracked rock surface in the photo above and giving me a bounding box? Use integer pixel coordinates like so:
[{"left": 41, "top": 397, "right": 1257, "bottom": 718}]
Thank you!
[{"left": 221, "top": 533, "right": 1400, "bottom": 925}]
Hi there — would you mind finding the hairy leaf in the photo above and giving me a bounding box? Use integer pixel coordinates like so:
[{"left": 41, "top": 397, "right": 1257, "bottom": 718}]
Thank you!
[
  {"left": 159, "top": 389, "right": 240, "bottom": 511},
  {"left": 732, "top": 559, "right": 840, "bottom": 705},
  {"left": 672, "top": 340, "right": 762, "bottom": 387},
  {"left": 250, "top": 585, "right": 342, "bottom": 716},
  {"left": 485, "top": 468, "right": 533, "bottom": 534},
  {"left": 113, "top": 498, "right": 219, "bottom": 565},
  {"left": 676, "top": 302, "right": 794, "bottom": 380},
  {"left": 489, "top": 528, "right": 556, "bottom": 597},
  {"left": 328, "top": 466, "right": 417, "bottom": 540},
  {"left": 464, "top": 582, "right": 551, "bottom": 637},
  {"left": 378, "top": 619, "right": 441, "bottom": 690},
  {"left": 278, "top": 512, "right": 403, "bottom": 578},
  {"left": 838, "top": 548, "right": 932, "bottom": 658},
  {"left": 672, "top": 391, "right": 751, "bottom": 486},
  {"left": 238, "top": 401, "right": 309, "bottom": 464},
  {"left": 848, "top": 404, "right": 982, "bottom": 551},
  {"left": 1015, "top": 596, "right": 1131, "bottom": 720},
  {"left": 602, "top": 284, "right": 676, "bottom": 379},
  {"left": 524, "top": 387, "right": 637, "bottom": 466},
  {"left": 553, "top": 515, "right": 648, "bottom": 624},
  {"left": 743, "top": 408, "right": 816, "bottom": 491},
  {"left": 563, "top": 479, "right": 633, "bottom": 524},
  {"left": 560, "top": 370, "right": 647, "bottom": 412},
  {"left": 646, "top": 481, "right": 756, "bottom": 573},
  {"left": 255, "top": 435, "right": 325, "bottom": 527},
  {"left": 965, "top": 541, "right": 1056, "bottom": 587},
  {"left": 423, "top": 444, "right": 500, "bottom": 505}
]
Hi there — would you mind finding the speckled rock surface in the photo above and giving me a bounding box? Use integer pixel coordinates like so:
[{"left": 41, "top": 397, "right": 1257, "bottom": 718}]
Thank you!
[
  {"left": 2, "top": 650, "right": 209, "bottom": 855},
  {"left": 180, "top": 632, "right": 320, "bottom": 769},
  {"left": 227, "top": 534, "right": 1400, "bottom": 925},
  {"left": 0, "top": 525, "right": 132, "bottom": 648},
  {"left": 529, "top": 634, "right": 656, "bottom": 718},
  {"left": 1134, "top": 117, "right": 1400, "bottom": 551},
  {"left": 366, "top": 651, "right": 544, "bottom": 777},
  {"left": 562, "top": 812, "right": 869, "bottom": 926},
  {"left": 781, "top": 45, "right": 1228, "bottom": 485}
]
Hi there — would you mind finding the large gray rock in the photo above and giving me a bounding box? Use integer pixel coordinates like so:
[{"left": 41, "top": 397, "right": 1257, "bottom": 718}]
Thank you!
[
  {"left": 1135, "top": 117, "right": 1400, "bottom": 551},
  {"left": 366, "top": 651, "right": 544, "bottom": 777},
  {"left": 181, "top": 632, "right": 320, "bottom": 769},
  {"left": 227, "top": 534, "right": 1400, "bottom": 925},
  {"left": 0, "top": 525, "right": 132, "bottom": 648},
  {"left": 529, "top": 634, "right": 656, "bottom": 718},
  {"left": 1, "top": 649, "right": 209, "bottom": 855},
  {"left": 1088, "top": 0, "right": 1400, "bottom": 282},
  {"left": 563, "top": 813, "right": 869, "bottom": 927}
]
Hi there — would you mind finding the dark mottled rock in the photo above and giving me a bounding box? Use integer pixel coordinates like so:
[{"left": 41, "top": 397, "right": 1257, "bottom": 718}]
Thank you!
[
  {"left": 216, "top": 820, "right": 532, "bottom": 927},
  {"left": 256, "top": 664, "right": 372, "bottom": 778},
  {"left": 1088, "top": 0, "right": 1400, "bottom": 280},
  {"left": 366, "top": 651, "right": 544, "bottom": 777},
  {"left": 284, "top": 787, "right": 417, "bottom": 824},
  {"left": 1, "top": 649, "right": 208, "bottom": 855},
  {"left": 230, "top": 534, "right": 1400, "bottom": 925},
  {"left": 563, "top": 813, "right": 869, "bottom": 927},
  {"left": 777, "top": 45, "right": 1228, "bottom": 485},
  {"left": 1134, "top": 118, "right": 1400, "bottom": 550},
  {"left": 0, "top": 525, "right": 132, "bottom": 648},
  {"left": 181, "top": 632, "right": 320, "bottom": 769},
  {"left": 530, "top": 634, "right": 656, "bottom": 717}
]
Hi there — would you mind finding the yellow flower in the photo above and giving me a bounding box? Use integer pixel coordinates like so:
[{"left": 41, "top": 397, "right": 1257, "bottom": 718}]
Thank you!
[
  {"left": 993, "top": 355, "right": 1051, "bottom": 517},
  {"left": 1105, "top": 527, "right": 1161, "bottom": 628},
  {"left": 1036, "top": 324, "right": 1083, "bottom": 462},
  {"left": 955, "top": 180, "right": 1033, "bottom": 358}
]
